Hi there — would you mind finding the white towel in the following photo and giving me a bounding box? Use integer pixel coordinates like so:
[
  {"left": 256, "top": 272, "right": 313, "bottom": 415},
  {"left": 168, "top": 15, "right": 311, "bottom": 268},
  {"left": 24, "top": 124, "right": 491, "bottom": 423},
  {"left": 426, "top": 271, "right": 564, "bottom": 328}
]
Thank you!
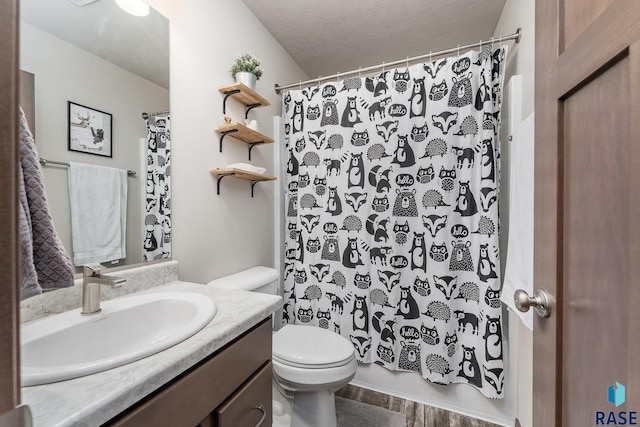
[
  {"left": 68, "top": 162, "right": 127, "bottom": 265},
  {"left": 501, "top": 113, "right": 534, "bottom": 330}
]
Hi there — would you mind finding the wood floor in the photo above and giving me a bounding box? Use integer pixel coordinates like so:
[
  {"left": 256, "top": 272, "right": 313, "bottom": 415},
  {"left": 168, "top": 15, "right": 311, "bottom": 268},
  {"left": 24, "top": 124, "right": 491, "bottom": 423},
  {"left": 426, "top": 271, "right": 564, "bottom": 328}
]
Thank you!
[{"left": 335, "top": 384, "right": 504, "bottom": 427}]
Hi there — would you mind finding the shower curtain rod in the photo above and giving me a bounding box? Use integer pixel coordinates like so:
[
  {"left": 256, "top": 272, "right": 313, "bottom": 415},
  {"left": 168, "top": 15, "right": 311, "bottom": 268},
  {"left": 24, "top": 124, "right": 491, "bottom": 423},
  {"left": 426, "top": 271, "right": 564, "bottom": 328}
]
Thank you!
[
  {"left": 39, "top": 157, "right": 136, "bottom": 176},
  {"left": 141, "top": 110, "right": 169, "bottom": 120},
  {"left": 274, "top": 28, "right": 521, "bottom": 94}
]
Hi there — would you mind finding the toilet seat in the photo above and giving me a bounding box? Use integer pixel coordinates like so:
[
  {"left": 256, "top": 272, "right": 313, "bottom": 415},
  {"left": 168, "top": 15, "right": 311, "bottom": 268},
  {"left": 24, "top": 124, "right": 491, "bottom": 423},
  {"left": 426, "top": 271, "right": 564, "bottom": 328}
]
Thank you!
[
  {"left": 273, "top": 325, "right": 355, "bottom": 368},
  {"left": 272, "top": 356, "right": 357, "bottom": 389}
]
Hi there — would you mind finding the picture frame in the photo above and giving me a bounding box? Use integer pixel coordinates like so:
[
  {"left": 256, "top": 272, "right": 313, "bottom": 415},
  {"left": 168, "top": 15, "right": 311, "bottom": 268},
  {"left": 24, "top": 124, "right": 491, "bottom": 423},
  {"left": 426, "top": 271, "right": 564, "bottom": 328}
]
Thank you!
[{"left": 68, "top": 101, "right": 112, "bottom": 157}]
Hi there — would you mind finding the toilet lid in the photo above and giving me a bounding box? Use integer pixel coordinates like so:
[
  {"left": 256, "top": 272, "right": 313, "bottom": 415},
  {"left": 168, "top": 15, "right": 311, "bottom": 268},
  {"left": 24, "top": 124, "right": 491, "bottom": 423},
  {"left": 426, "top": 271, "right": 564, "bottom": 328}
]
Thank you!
[{"left": 273, "top": 325, "right": 355, "bottom": 368}]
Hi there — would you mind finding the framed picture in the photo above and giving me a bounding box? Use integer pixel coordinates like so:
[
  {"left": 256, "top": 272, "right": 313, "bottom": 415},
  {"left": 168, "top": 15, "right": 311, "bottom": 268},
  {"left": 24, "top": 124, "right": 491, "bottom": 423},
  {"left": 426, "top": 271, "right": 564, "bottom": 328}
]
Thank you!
[{"left": 68, "top": 101, "right": 112, "bottom": 157}]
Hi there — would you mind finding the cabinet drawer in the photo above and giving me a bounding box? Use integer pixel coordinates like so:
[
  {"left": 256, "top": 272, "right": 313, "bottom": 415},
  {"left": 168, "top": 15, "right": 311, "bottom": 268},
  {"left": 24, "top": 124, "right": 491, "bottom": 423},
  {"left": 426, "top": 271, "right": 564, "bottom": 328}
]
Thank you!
[
  {"left": 214, "top": 361, "right": 272, "bottom": 427},
  {"left": 106, "top": 318, "right": 272, "bottom": 427},
  {"left": 195, "top": 414, "right": 213, "bottom": 427}
]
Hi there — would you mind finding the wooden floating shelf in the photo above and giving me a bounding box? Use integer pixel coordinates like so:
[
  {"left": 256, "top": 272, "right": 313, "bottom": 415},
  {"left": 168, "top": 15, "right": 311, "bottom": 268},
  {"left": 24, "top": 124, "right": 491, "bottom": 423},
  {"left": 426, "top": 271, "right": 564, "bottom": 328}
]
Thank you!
[
  {"left": 210, "top": 168, "right": 276, "bottom": 197},
  {"left": 215, "top": 122, "right": 274, "bottom": 161},
  {"left": 215, "top": 122, "right": 274, "bottom": 144},
  {"left": 218, "top": 83, "right": 271, "bottom": 108},
  {"left": 210, "top": 168, "right": 276, "bottom": 181}
]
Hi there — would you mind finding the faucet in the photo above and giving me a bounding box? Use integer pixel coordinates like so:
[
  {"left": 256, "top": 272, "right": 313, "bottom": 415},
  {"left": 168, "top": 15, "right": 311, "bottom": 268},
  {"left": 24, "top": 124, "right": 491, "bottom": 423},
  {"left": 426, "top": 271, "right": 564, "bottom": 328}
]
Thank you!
[{"left": 81, "top": 263, "right": 126, "bottom": 315}]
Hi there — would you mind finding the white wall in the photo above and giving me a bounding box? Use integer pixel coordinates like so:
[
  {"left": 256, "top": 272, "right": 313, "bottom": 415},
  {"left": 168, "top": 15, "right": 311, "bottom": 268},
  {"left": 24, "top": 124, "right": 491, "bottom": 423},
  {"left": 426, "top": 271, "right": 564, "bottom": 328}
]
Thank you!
[
  {"left": 494, "top": 1, "right": 535, "bottom": 426},
  {"left": 145, "top": 0, "right": 308, "bottom": 284},
  {"left": 19, "top": 23, "right": 169, "bottom": 268}
]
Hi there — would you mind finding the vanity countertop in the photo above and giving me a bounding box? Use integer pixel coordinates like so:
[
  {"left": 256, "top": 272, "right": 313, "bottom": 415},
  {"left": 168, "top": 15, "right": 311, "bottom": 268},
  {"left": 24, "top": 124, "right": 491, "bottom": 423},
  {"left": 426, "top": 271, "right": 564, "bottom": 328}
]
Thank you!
[{"left": 21, "top": 281, "right": 282, "bottom": 427}]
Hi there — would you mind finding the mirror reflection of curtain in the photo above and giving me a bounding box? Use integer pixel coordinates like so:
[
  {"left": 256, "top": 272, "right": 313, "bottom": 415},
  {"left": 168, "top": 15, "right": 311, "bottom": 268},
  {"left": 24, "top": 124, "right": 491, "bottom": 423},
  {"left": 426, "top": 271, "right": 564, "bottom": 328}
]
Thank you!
[{"left": 144, "top": 113, "right": 171, "bottom": 261}]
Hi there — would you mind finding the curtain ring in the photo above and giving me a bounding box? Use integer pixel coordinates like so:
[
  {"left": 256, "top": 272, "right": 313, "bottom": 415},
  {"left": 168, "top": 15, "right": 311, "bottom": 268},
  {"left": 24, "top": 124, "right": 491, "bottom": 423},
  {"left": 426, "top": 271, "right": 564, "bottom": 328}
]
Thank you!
[
  {"left": 406, "top": 56, "right": 409, "bottom": 68},
  {"left": 299, "top": 81, "right": 302, "bottom": 91},
  {"left": 382, "top": 62, "right": 385, "bottom": 73},
  {"left": 336, "top": 72, "right": 340, "bottom": 82},
  {"left": 457, "top": 45, "right": 460, "bottom": 56},
  {"left": 358, "top": 67, "right": 362, "bottom": 78},
  {"left": 429, "top": 51, "right": 432, "bottom": 63}
]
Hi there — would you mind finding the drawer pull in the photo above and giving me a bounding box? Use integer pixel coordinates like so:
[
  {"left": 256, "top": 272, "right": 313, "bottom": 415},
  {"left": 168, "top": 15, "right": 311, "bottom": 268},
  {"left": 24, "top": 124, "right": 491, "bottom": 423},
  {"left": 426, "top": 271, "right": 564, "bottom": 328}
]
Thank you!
[{"left": 253, "top": 404, "right": 266, "bottom": 427}]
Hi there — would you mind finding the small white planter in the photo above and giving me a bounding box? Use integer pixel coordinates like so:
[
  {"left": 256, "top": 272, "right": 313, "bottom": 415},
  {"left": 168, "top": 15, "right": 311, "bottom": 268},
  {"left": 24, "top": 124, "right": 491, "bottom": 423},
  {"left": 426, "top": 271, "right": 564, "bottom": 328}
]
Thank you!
[{"left": 235, "top": 72, "right": 257, "bottom": 90}]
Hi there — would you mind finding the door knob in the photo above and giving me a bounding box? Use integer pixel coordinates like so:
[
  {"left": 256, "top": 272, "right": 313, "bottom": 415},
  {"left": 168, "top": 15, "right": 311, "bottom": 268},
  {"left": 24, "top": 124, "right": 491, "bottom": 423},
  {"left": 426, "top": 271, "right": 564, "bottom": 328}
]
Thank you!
[{"left": 514, "top": 289, "right": 552, "bottom": 318}]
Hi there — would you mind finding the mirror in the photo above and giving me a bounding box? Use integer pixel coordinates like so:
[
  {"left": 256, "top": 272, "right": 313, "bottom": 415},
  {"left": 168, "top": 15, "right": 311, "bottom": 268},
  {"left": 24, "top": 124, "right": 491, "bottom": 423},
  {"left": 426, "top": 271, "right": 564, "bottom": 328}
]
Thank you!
[{"left": 19, "top": 0, "right": 170, "bottom": 272}]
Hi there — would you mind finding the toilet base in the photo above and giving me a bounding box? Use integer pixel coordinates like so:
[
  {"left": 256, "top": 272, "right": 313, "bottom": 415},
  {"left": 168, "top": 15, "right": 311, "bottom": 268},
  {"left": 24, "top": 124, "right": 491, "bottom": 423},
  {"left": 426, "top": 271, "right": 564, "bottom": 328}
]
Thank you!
[{"left": 292, "top": 389, "right": 337, "bottom": 427}]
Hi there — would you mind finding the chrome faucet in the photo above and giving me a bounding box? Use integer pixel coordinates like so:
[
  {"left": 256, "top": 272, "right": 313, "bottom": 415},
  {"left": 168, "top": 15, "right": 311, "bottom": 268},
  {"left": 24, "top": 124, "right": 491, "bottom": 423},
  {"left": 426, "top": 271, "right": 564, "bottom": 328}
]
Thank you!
[{"left": 81, "top": 263, "right": 126, "bottom": 315}]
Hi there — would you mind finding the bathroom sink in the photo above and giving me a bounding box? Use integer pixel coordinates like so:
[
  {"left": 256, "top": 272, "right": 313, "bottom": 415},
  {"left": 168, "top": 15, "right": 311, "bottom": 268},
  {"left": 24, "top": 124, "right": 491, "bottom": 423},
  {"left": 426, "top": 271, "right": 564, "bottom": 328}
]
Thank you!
[{"left": 21, "top": 292, "right": 217, "bottom": 386}]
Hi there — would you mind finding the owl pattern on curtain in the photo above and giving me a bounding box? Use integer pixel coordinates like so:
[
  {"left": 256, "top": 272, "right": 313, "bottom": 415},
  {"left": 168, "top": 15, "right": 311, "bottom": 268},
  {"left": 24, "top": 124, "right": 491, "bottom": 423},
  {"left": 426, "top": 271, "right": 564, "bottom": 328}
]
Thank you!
[{"left": 283, "top": 47, "right": 507, "bottom": 399}]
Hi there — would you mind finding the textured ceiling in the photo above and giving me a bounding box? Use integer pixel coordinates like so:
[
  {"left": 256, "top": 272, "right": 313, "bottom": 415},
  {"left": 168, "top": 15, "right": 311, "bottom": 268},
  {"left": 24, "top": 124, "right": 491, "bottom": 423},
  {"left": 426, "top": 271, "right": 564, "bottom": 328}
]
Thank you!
[
  {"left": 242, "top": 0, "right": 507, "bottom": 79},
  {"left": 20, "top": 0, "right": 169, "bottom": 89}
]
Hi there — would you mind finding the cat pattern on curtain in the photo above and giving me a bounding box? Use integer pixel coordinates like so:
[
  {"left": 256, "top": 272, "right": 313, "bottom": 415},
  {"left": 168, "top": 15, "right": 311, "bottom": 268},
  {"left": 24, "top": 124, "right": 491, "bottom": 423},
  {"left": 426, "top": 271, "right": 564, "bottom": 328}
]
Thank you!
[
  {"left": 283, "top": 47, "right": 507, "bottom": 399},
  {"left": 144, "top": 114, "right": 171, "bottom": 261}
]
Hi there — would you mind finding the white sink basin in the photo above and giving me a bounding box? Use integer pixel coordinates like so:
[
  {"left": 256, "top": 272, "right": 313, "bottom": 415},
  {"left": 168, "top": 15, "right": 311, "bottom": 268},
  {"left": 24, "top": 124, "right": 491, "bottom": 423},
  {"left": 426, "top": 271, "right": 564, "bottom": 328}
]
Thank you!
[{"left": 21, "top": 292, "right": 217, "bottom": 386}]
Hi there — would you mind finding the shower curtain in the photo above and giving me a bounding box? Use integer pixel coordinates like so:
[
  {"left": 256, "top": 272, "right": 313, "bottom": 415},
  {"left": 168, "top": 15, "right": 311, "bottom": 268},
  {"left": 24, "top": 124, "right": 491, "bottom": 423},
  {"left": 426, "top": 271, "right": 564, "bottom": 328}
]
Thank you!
[
  {"left": 283, "top": 46, "right": 506, "bottom": 399},
  {"left": 144, "top": 113, "right": 171, "bottom": 261}
]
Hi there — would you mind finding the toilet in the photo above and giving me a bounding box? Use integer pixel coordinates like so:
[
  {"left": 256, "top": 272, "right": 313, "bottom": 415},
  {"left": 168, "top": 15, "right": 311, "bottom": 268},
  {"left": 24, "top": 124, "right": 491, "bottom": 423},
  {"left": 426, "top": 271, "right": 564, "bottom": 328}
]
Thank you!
[{"left": 207, "top": 266, "right": 357, "bottom": 427}]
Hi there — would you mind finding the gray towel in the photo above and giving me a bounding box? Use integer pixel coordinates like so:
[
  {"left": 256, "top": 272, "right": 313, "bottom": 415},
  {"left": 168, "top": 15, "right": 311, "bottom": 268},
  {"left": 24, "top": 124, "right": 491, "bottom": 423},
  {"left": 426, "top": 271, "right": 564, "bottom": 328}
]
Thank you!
[{"left": 18, "top": 107, "right": 74, "bottom": 299}]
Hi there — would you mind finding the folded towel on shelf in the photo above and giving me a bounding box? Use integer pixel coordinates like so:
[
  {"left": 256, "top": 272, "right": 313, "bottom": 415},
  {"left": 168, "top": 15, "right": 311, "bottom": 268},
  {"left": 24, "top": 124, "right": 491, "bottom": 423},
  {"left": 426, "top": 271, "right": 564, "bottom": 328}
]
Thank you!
[
  {"left": 501, "top": 112, "right": 535, "bottom": 330},
  {"left": 226, "top": 162, "right": 266, "bottom": 174},
  {"left": 68, "top": 162, "right": 127, "bottom": 265},
  {"left": 18, "top": 107, "right": 74, "bottom": 299}
]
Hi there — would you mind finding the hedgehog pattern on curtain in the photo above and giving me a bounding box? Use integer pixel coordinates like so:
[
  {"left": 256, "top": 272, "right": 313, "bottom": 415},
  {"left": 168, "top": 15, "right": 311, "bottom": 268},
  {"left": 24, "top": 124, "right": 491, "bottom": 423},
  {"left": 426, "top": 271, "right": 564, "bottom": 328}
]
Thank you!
[
  {"left": 144, "top": 114, "right": 171, "bottom": 261},
  {"left": 282, "top": 46, "right": 507, "bottom": 399}
]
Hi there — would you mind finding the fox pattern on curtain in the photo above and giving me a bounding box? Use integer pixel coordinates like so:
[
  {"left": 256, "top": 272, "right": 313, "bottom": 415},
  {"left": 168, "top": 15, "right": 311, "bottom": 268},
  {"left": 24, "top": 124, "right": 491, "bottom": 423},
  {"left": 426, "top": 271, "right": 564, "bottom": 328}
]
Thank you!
[
  {"left": 144, "top": 114, "right": 171, "bottom": 261},
  {"left": 283, "top": 46, "right": 507, "bottom": 399}
]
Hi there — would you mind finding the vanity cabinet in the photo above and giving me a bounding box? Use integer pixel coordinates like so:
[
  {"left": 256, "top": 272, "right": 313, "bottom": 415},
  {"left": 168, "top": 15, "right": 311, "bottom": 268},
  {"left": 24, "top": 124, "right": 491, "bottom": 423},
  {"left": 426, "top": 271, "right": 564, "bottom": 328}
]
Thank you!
[{"left": 106, "top": 318, "right": 272, "bottom": 427}]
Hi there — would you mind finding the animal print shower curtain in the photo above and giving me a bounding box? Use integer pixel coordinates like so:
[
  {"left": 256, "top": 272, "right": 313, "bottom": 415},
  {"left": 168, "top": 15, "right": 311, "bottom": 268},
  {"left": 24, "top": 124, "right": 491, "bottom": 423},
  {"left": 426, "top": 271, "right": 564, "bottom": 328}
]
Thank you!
[
  {"left": 143, "top": 114, "right": 171, "bottom": 261},
  {"left": 282, "top": 46, "right": 507, "bottom": 399}
]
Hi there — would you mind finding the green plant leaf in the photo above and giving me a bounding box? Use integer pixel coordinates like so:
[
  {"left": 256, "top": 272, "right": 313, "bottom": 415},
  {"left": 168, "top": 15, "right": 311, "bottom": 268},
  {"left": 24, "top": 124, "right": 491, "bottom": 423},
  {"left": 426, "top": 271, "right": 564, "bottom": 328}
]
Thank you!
[{"left": 229, "top": 53, "right": 263, "bottom": 80}]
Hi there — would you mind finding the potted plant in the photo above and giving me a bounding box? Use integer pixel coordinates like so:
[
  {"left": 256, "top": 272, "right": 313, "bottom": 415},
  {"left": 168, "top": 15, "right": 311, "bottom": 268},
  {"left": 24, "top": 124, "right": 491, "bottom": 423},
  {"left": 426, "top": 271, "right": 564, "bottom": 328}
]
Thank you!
[{"left": 229, "top": 53, "right": 263, "bottom": 90}]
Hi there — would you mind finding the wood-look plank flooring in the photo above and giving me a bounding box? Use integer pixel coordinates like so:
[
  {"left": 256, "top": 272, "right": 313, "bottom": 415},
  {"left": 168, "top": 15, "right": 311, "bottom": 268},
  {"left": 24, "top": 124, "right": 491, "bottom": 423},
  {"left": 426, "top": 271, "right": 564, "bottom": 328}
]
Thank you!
[{"left": 336, "top": 384, "right": 504, "bottom": 427}]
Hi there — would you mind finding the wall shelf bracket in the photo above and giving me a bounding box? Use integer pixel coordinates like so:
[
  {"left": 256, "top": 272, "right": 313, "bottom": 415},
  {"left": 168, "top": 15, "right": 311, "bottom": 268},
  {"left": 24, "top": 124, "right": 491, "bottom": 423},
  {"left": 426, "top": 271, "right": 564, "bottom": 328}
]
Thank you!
[
  {"left": 215, "top": 173, "right": 232, "bottom": 195},
  {"left": 248, "top": 141, "right": 265, "bottom": 161},
  {"left": 250, "top": 181, "right": 259, "bottom": 198},
  {"left": 245, "top": 103, "right": 262, "bottom": 119},
  {"left": 213, "top": 173, "right": 263, "bottom": 198},
  {"left": 222, "top": 89, "right": 241, "bottom": 114},
  {"left": 219, "top": 129, "right": 239, "bottom": 152}
]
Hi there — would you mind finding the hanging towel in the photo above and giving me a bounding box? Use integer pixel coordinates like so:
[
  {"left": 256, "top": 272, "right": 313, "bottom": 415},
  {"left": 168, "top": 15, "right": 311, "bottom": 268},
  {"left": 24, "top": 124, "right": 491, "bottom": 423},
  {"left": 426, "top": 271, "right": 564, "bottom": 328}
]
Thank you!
[
  {"left": 501, "top": 112, "right": 535, "bottom": 330},
  {"left": 68, "top": 162, "right": 127, "bottom": 265},
  {"left": 18, "top": 107, "right": 74, "bottom": 299}
]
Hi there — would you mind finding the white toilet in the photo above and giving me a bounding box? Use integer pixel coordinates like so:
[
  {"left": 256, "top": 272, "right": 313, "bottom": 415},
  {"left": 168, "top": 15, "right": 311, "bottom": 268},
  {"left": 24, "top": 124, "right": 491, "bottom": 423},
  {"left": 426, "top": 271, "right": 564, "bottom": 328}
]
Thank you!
[{"left": 207, "top": 266, "right": 357, "bottom": 427}]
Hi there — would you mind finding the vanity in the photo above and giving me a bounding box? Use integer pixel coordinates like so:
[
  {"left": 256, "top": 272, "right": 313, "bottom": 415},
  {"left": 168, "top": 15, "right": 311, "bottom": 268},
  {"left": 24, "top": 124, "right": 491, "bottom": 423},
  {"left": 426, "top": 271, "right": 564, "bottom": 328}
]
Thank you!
[
  {"left": 108, "top": 316, "right": 272, "bottom": 427},
  {"left": 20, "top": 262, "right": 281, "bottom": 427}
]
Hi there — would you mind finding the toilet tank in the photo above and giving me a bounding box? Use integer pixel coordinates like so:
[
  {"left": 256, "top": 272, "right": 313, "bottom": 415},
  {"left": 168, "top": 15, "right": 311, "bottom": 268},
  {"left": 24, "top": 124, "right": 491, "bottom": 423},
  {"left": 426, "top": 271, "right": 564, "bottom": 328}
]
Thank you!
[
  {"left": 207, "top": 266, "right": 280, "bottom": 295},
  {"left": 207, "top": 266, "right": 282, "bottom": 328}
]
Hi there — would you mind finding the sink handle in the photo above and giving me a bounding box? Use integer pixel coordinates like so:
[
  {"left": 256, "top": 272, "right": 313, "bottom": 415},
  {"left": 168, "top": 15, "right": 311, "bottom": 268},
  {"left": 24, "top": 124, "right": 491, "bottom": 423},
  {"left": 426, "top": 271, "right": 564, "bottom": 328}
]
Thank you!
[{"left": 83, "top": 263, "right": 106, "bottom": 277}]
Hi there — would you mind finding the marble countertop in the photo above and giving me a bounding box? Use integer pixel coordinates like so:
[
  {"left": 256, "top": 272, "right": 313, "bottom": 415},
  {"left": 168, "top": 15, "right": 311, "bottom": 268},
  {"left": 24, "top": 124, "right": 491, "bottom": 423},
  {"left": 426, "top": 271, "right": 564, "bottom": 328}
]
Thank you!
[{"left": 21, "top": 281, "right": 282, "bottom": 427}]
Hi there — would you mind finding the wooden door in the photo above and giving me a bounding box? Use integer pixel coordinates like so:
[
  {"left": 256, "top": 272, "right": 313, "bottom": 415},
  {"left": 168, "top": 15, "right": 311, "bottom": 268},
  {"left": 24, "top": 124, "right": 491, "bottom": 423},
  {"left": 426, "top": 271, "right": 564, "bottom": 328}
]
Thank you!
[{"left": 534, "top": 0, "right": 640, "bottom": 426}]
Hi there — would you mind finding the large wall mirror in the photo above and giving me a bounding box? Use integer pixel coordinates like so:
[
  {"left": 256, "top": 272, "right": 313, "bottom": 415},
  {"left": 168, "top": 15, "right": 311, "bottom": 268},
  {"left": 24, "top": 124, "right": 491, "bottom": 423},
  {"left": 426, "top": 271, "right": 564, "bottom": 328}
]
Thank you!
[{"left": 19, "top": 0, "right": 170, "bottom": 274}]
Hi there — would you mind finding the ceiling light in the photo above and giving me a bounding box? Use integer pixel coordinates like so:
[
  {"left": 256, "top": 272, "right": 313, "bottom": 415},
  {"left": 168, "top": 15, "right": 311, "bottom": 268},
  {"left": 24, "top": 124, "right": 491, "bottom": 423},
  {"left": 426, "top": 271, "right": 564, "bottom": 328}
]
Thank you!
[{"left": 115, "top": 0, "right": 149, "bottom": 16}]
